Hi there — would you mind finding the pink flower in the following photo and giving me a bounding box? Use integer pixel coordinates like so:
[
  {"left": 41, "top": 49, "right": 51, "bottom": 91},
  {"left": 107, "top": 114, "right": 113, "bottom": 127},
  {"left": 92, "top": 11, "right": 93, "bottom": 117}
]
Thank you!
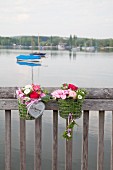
[
  {"left": 68, "top": 90, "right": 77, "bottom": 99},
  {"left": 32, "top": 84, "right": 41, "bottom": 91},
  {"left": 51, "top": 89, "right": 68, "bottom": 99},
  {"left": 40, "top": 93, "right": 46, "bottom": 98},
  {"left": 19, "top": 93, "right": 24, "bottom": 98},
  {"left": 16, "top": 88, "right": 23, "bottom": 96}
]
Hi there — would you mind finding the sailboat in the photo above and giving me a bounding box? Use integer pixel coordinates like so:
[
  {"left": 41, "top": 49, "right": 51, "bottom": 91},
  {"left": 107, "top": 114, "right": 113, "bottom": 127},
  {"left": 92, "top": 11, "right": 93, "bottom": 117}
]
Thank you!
[{"left": 30, "top": 35, "right": 46, "bottom": 57}]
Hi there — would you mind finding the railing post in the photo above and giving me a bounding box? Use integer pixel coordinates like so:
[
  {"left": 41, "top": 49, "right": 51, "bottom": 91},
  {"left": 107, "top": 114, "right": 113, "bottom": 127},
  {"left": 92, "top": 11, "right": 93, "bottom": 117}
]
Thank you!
[
  {"left": 5, "top": 110, "right": 11, "bottom": 170},
  {"left": 52, "top": 110, "right": 58, "bottom": 170},
  {"left": 97, "top": 110, "right": 105, "bottom": 170},
  {"left": 34, "top": 116, "right": 42, "bottom": 170},
  {"left": 20, "top": 118, "right": 26, "bottom": 170},
  {"left": 81, "top": 110, "right": 89, "bottom": 170},
  {"left": 65, "top": 119, "right": 73, "bottom": 170},
  {"left": 111, "top": 111, "right": 113, "bottom": 170}
]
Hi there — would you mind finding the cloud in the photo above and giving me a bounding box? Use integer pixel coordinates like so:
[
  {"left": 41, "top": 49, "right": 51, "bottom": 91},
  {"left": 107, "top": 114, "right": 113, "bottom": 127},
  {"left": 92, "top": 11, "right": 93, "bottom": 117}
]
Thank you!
[{"left": 0, "top": 0, "right": 113, "bottom": 38}]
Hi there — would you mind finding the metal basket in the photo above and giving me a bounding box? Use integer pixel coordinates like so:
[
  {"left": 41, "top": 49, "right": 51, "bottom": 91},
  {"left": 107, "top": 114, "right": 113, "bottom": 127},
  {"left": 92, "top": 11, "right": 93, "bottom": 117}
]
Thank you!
[
  {"left": 18, "top": 101, "right": 35, "bottom": 120},
  {"left": 58, "top": 99, "right": 83, "bottom": 119}
]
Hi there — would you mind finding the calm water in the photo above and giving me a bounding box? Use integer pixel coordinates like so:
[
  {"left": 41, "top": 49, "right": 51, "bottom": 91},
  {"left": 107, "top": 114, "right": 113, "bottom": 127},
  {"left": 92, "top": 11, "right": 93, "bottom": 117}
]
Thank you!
[{"left": 0, "top": 49, "right": 113, "bottom": 170}]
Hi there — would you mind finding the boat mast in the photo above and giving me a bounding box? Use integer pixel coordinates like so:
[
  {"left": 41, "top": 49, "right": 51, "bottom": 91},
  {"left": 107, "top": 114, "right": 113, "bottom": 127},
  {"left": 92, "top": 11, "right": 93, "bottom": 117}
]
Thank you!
[
  {"left": 38, "top": 34, "right": 40, "bottom": 53},
  {"left": 31, "top": 36, "right": 34, "bottom": 53}
]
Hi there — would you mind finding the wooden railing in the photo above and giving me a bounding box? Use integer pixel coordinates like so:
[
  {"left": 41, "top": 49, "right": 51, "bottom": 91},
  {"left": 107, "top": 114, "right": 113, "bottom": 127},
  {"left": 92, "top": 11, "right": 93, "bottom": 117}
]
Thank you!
[{"left": 0, "top": 87, "right": 113, "bottom": 170}]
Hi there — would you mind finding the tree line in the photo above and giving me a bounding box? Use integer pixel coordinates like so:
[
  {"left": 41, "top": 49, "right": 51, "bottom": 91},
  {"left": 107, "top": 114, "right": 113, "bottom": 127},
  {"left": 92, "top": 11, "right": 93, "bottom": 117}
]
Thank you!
[{"left": 0, "top": 35, "right": 113, "bottom": 49}]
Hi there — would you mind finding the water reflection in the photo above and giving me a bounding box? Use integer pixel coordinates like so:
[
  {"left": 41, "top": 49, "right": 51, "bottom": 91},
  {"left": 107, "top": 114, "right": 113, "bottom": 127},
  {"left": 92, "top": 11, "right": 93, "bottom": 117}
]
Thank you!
[{"left": 16, "top": 61, "right": 41, "bottom": 84}]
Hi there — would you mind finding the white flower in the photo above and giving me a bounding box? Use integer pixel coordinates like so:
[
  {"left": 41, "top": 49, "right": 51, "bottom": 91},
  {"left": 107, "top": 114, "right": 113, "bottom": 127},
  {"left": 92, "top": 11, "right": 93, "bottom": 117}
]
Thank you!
[
  {"left": 25, "top": 85, "right": 32, "bottom": 89},
  {"left": 78, "top": 95, "right": 82, "bottom": 99},
  {"left": 24, "top": 88, "right": 31, "bottom": 95},
  {"left": 67, "top": 133, "right": 71, "bottom": 138},
  {"left": 23, "top": 97, "right": 31, "bottom": 102}
]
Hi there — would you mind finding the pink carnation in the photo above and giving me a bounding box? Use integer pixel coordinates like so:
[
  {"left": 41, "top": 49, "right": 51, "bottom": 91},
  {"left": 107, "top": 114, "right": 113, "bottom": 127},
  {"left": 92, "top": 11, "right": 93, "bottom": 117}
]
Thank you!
[
  {"left": 16, "top": 88, "right": 25, "bottom": 99},
  {"left": 40, "top": 93, "right": 46, "bottom": 98},
  {"left": 16, "top": 88, "right": 23, "bottom": 96},
  {"left": 51, "top": 89, "right": 68, "bottom": 99},
  {"left": 32, "top": 84, "right": 41, "bottom": 91}
]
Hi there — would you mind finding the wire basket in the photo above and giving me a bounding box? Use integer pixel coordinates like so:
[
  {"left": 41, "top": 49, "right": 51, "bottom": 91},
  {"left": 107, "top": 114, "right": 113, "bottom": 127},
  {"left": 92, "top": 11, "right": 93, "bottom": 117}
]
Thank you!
[
  {"left": 58, "top": 99, "right": 83, "bottom": 119},
  {"left": 18, "top": 101, "right": 35, "bottom": 120}
]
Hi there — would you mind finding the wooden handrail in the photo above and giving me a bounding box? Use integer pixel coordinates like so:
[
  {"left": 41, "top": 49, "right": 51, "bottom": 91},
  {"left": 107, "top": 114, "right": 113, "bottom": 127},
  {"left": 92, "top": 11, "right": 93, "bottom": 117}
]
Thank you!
[
  {"left": 0, "top": 99, "right": 113, "bottom": 111},
  {"left": 0, "top": 87, "right": 113, "bottom": 170},
  {"left": 0, "top": 87, "right": 113, "bottom": 99}
]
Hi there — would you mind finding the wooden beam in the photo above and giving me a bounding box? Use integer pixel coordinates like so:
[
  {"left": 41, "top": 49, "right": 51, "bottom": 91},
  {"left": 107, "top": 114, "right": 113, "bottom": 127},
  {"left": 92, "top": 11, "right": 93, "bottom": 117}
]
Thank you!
[
  {"left": 34, "top": 117, "right": 42, "bottom": 170},
  {"left": 1, "top": 99, "right": 113, "bottom": 111},
  {"left": 20, "top": 119, "right": 26, "bottom": 170},
  {"left": 97, "top": 111, "right": 105, "bottom": 170},
  {"left": 52, "top": 110, "right": 58, "bottom": 170},
  {"left": 81, "top": 111, "right": 89, "bottom": 170},
  {"left": 1, "top": 87, "right": 113, "bottom": 99},
  {"left": 5, "top": 110, "right": 11, "bottom": 170}
]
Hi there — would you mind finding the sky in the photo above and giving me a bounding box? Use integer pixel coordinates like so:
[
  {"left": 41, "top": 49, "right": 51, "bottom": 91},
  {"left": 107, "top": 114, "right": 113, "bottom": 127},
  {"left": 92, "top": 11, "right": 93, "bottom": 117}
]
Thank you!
[{"left": 0, "top": 0, "right": 113, "bottom": 39}]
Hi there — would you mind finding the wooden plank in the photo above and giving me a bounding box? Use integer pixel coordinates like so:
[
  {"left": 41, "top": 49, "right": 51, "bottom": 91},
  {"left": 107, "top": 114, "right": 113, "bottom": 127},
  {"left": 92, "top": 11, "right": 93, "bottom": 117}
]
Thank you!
[
  {"left": 1, "top": 87, "right": 113, "bottom": 99},
  {"left": 20, "top": 119, "right": 26, "bottom": 170},
  {"left": 1, "top": 99, "right": 113, "bottom": 111},
  {"left": 34, "top": 117, "right": 42, "bottom": 170},
  {"left": 5, "top": 110, "right": 11, "bottom": 170},
  {"left": 0, "top": 87, "right": 17, "bottom": 99},
  {"left": 52, "top": 110, "right": 58, "bottom": 170},
  {"left": 81, "top": 110, "right": 89, "bottom": 170},
  {"left": 97, "top": 111, "right": 105, "bottom": 170},
  {"left": 65, "top": 119, "right": 73, "bottom": 170},
  {"left": 111, "top": 111, "right": 113, "bottom": 170},
  {"left": 82, "top": 99, "right": 113, "bottom": 111}
]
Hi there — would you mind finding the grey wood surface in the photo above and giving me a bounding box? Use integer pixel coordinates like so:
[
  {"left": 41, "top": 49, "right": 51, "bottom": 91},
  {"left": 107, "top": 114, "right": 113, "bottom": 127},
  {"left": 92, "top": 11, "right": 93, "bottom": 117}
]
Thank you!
[
  {"left": 52, "top": 110, "right": 58, "bottom": 170},
  {"left": 65, "top": 119, "right": 72, "bottom": 170},
  {"left": 34, "top": 117, "right": 42, "bottom": 170},
  {"left": 0, "top": 99, "right": 113, "bottom": 111},
  {"left": 111, "top": 111, "right": 113, "bottom": 170},
  {"left": 5, "top": 110, "right": 11, "bottom": 170},
  {"left": 20, "top": 119, "right": 26, "bottom": 170},
  {"left": 81, "top": 111, "right": 89, "bottom": 170},
  {"left": 1, "top": 87, "right": 113, "bottom": 99},
  {"left": 97, "top": 111, "right": 105, "bottom": 170}
]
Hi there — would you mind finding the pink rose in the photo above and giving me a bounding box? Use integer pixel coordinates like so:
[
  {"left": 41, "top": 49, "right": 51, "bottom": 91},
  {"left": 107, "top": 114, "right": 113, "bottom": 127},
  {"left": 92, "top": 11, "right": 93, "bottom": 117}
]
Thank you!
[{"left": 68, "top": 90, "right": 77, "bottom": 99}]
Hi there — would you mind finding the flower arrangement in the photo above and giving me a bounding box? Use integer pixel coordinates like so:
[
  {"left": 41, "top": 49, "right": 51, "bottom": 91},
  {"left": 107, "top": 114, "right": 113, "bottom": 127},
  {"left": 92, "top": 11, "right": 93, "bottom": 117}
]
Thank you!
[
  {"left": 51, "top": 83, "right": 87, "bottom": 140},
  {"left": 16, "top": 84, "right": 50, "bottom": 120}
]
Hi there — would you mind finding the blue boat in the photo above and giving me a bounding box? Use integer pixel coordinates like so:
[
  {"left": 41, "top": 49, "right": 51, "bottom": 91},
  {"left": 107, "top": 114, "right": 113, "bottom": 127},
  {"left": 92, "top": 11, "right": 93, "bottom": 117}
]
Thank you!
[{"left": 16, "top": 54, "right": 41, "bottom": 62}]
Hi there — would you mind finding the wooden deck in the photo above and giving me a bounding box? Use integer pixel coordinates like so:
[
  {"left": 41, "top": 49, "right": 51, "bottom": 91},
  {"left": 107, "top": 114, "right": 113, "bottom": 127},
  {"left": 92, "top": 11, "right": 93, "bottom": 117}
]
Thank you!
[{"left": 0, "top": 87, "right": 113, "bottom": 170}]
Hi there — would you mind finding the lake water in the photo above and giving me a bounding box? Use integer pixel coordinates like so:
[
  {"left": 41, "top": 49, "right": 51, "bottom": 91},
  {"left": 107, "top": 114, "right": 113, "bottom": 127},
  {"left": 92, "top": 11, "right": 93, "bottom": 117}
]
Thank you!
[{"left": 0, "top": 49, "right": 113, "bottom": 170}]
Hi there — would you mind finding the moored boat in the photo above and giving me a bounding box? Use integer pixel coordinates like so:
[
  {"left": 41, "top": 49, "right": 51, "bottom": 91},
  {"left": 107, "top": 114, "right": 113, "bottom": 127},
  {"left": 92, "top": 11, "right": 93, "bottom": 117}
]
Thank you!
[
  {"left": 16, "top": 54, "right": 41, "bottom": 62},
  {"left": 30, "top": 35, "right": 46, "bottom": 57},
  {"left": 30, "top": 52, "right": 46, "bottom": 57}
]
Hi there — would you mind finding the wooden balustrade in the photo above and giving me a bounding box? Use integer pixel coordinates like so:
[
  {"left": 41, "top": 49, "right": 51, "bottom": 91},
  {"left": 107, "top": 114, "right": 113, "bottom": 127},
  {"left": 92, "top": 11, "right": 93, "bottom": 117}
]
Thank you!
[{"left": 0, "top": 87, "right": 113, "bottom": 170}]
